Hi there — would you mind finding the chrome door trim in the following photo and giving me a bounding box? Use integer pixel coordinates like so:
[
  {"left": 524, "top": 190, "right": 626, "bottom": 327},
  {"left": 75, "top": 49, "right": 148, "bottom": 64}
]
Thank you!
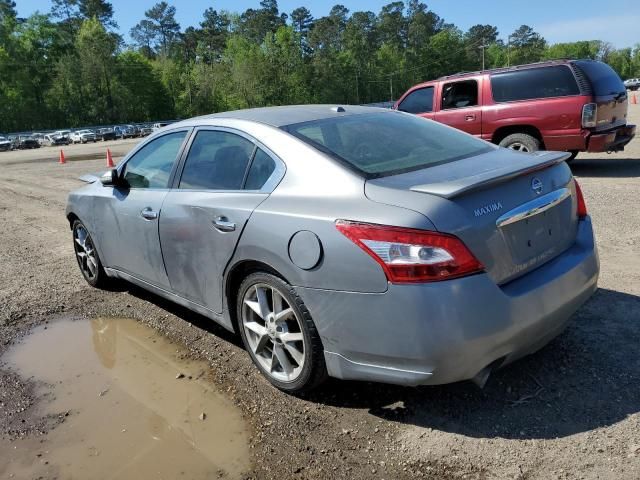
[{"left": 496, "top": 187, "right": 571, "bottom": 228}]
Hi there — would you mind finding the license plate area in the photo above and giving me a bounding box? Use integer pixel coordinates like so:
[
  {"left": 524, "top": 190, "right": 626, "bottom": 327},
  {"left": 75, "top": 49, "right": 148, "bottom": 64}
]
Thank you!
[{"left": 497, "top": 189, "right": 572, "bottom": 264}]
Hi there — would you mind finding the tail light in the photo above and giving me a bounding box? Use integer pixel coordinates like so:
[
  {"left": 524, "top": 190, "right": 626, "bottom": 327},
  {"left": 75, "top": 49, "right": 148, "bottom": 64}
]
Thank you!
[
  {"left": 582, "top": 103, "right": 597, "bottom": 128},
  {"left": 335, "top": 220, "right": 483, "bottom": 283},
  {"left": 574, "top": 179, "right": 587, "bottom": 219}
]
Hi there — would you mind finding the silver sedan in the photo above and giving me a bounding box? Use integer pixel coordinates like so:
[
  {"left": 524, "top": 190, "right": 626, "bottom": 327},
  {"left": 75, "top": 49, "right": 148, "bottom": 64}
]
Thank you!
[{"left": 66, "top": 105, "right": 599, "bottom": 392}]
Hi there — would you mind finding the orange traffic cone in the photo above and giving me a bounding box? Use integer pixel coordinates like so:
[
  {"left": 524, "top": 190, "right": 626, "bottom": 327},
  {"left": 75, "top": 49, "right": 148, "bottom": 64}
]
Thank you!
[
  {"left": 106, "top": 148, "right": 114, "bottom": 168},
  {"left": 58, "top": 149, "right": 66, "bottom": 164},
  {"left": 632, "top": 93, "right": 638, "bottom": 105}
]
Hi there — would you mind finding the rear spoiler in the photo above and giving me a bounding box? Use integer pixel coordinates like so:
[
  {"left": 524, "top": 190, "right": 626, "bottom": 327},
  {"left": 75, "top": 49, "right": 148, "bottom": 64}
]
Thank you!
[{"left": 410, "top": 151, "right": 571, "bottom": 199}]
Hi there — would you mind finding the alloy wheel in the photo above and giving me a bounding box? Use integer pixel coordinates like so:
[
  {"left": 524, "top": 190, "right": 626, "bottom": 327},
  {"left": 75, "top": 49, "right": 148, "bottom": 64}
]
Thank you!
[
  {"left": 73, "top": 224, "right": 98, "bottom": 280},
  {"left": 241, "top": 283, "right": 305, "bottom": 382},
  {"left": 508, "top": 142, "right": 530, "bottom": 152}
]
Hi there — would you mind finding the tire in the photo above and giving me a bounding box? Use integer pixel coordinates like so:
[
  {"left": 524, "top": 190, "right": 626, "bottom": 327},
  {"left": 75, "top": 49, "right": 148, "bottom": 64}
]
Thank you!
[
  {"left": 237, "top": 272, "right": 327, "bottom": 393},
  {"left": 72, "top": 220, "right": 110, "bottom": 289},
  {"left": 498, "top": 133, "right": 541, "bottom": 153}
]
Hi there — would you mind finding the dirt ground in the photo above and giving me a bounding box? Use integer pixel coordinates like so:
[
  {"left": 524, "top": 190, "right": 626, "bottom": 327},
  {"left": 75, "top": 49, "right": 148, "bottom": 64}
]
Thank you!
[{"left": 1, "top": 106, "right": 639, "bottom": 479}]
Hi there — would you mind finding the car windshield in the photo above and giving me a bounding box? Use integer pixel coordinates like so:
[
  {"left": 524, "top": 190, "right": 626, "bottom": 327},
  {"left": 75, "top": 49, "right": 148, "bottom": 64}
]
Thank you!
[{"left": 283, "top": 112, "right": 493, "bottom": 178}]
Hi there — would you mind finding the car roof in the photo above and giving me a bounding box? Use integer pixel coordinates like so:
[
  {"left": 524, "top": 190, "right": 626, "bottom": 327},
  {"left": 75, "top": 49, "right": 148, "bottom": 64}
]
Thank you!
[{"left": 191, "top": 104, "right": 387, "bottom": 128}]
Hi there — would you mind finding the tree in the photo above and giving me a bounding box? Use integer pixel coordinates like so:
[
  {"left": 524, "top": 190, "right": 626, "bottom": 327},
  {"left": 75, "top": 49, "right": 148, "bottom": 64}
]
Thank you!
[
  {"left": 508, "top": 25, "right": 546, "bottom": 65},
  {"left": 238, "top": 0, "right": 286, "bottom": 44},
  {"left": 78, "top": 0, "right": 117, "bottom": 29},
  {"left": 131, "top": 1, "right": 180, "bottom": 57},
  {"left": 199, "top": 7, "right": 230, "bottom": 62},
  {"left": 465, "top": 24, "right": 499, "bottom": 69}
]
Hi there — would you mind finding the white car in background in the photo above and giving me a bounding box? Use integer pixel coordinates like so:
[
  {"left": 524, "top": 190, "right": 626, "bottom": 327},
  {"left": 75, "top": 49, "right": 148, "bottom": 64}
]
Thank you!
[
  {"left": 0, "top": 136, "right": 12, "bottom": 151},
  {"left": 624, "top": 78, "right": 640, "bottom": 91},
  {"left": 70, "top": 129, "right": 97, "bottom": 144}
]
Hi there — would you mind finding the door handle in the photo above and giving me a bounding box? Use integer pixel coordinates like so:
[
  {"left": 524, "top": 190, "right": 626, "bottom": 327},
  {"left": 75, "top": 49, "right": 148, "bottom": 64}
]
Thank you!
[
  {"left": 212, "top": 216, "right": 236, "bottom": 232},
  {"left": 140, "top": 207, "right": 158, "bottom": 220},
  {"left": 465, "top": 114, "right": 476, "bottom": 121}
]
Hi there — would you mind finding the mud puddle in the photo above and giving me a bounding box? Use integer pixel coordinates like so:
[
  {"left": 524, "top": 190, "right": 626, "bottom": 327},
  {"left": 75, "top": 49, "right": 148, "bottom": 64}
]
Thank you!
[{"left": 0, "top": 317, "right": 250, "bottom": 479}]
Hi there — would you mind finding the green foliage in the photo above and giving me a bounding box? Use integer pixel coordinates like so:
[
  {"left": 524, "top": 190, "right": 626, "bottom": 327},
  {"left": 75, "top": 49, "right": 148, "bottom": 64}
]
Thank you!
[{"left": 0, "top": 0, "right": 637, "bottom": 133}]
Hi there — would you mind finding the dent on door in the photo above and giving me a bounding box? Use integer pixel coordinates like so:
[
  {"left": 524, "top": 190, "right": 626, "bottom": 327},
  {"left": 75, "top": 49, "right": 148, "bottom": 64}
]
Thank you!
[{"left": 159, "top": 192, "right": 268, "bottom": 313}]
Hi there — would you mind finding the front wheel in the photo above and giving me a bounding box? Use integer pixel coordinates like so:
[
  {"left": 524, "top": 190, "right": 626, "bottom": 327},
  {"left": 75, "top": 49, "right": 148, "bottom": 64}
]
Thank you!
[
  {"left": 72, "top": 220, "right": 110, "bottom": 288},
  {"left": 499, "top": 133, "right": 540, "bottom": 153},
  {"left": 237, "top": 272, "right": 327, "bottom": 393}
]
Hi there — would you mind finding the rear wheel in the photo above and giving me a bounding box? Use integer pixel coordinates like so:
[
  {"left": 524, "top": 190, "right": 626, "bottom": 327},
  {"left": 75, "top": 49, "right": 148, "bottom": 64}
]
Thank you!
[
  {"left": 72, "top": 220, "right": 110, "bottom": 288},
  {"left": 499, "top": 133, "right": 540, "bottom": 153},
  {"left": 237, "top": 272, "right": 327, "bottom": 393}
]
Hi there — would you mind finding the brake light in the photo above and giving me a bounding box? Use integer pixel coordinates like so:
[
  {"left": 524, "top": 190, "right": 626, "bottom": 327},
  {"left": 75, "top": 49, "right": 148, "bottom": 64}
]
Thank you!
[
  {"left": 582, "top": 103, "right": 597, "bottom": 128},
  {"left": 574, "top": 179, "right": 587, "bottom": 219},
  {"left": 335, "top": 220, "right": 484, "bottom": 283}
]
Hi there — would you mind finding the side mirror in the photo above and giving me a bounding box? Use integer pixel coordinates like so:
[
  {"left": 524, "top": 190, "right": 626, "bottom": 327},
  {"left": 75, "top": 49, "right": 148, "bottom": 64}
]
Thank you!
[{"left": 100, "top": 169, "right": 119, "bottom": 186}]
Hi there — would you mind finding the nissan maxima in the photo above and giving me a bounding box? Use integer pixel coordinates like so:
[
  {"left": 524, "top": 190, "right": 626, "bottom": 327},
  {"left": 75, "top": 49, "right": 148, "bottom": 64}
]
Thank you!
[{"left": 66, "top": 105, "right": 599, "bottom": 392}]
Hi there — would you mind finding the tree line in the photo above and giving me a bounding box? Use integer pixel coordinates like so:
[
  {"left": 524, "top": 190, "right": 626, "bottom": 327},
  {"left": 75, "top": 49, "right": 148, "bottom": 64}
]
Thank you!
[{"left": 1, "top": 0, "right": 638, "bottom": 133}]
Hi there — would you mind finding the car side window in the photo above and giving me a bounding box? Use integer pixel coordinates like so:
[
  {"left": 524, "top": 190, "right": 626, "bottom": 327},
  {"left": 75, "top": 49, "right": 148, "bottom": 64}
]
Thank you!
[
  {"left": 245, "top": 148, "right": 276, "bottom": 190},
  {"left": 398, "top": 87, "right": 434, "bottom": 114},
  {"left": 121, "top": 131, "right": 187, "bottom": 189},
  {"left": 441, "top": 80, "right": 478, "bottom": 110},
  {"left": 179, "top": 130, "right": 255, "bottom": 190}
]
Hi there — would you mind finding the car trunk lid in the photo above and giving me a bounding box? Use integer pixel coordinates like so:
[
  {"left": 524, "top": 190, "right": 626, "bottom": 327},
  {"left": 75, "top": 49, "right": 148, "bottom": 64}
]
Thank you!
[{"left": 365, "top": 148, "right": 580, "bottom": 284}]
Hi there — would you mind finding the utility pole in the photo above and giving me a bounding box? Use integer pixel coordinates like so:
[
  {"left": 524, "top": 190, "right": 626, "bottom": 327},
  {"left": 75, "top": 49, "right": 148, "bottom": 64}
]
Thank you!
[{"left": 479, "top": 36, "right": 486, "bottom": 71}]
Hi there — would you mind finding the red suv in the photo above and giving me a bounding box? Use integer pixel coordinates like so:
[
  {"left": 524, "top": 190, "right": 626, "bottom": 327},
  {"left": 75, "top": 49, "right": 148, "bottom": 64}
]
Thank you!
[{"left": 394, "top": 60, "right": 636, "bottom": 160}]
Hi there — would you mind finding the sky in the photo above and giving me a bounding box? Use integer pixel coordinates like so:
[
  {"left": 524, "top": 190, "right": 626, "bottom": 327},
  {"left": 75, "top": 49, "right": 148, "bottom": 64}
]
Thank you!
[{"left": 15, "top": 0, "right": 640, "bottom": 48}]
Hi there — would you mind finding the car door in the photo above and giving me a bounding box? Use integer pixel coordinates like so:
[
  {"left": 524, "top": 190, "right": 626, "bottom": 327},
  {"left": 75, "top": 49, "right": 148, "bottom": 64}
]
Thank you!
[
  {"left": 95, "top": 129, "right": 190, "bottom": 289},
  {"left": 434, "top": 77, "right": 483, "bottom": 136},
  {"left": 159, "top": 128, "right": 284, "bottom": 314},
  {"left": 396, "top": 85, "right": 436, "bottom": 120}
]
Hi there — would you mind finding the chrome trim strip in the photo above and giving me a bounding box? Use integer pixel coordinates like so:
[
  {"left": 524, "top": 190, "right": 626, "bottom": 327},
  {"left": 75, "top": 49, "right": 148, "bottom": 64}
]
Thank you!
[{"left": 496, "top": 187, "right": 571, "bottom": 228}]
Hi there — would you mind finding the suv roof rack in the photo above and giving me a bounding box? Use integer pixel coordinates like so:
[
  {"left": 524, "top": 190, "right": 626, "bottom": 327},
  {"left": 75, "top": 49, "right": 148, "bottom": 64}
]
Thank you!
[{"left": 435, "top": 59, "right": 581, "bottom": 82}]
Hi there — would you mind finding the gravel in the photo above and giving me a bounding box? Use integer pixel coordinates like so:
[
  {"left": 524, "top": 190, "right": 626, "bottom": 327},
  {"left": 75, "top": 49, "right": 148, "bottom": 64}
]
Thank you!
[{"left": 0, "top": 106, "right": 639, "bottom": 479}]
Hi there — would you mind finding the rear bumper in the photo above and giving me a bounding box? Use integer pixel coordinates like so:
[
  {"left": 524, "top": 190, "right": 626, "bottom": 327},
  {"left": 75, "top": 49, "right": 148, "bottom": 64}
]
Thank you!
[
  {"left": 586, "top": 124, "right": 636, "bottom": 152},
  {"left": 297, "top": 218, "right": 599, "bottom": 386}
]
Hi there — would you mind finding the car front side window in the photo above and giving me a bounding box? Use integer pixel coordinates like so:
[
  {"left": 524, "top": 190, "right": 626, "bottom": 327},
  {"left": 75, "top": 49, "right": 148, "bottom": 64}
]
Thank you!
[
  {"left": 398, "top": 87, "right": 435, "bottom": 114},
  {"left": 121, "top": 131, "right": 188, "bottom": 189}
]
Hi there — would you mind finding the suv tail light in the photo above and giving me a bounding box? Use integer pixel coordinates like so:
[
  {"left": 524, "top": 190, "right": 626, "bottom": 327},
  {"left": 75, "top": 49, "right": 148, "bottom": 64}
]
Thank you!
[
  {"left": 574, "top": 179, "right": 587, "bottom": 219},
  {"left": 335, "top": 220, "right": 484, "bottom": 283},
  {"left": 582, "top": 103, "right": 597, "bottom": 128}
]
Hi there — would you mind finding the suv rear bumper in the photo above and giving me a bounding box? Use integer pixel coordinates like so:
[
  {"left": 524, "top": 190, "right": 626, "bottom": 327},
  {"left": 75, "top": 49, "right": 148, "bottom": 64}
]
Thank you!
[{"left": 586, "top": 124, "right": 636, "bottom": 152}]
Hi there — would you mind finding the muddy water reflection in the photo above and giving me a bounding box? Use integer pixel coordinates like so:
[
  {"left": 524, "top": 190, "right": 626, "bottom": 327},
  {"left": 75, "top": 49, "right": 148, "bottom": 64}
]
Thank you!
[{"left": 0, "top": 317, "right": 250, "bottom": 479}]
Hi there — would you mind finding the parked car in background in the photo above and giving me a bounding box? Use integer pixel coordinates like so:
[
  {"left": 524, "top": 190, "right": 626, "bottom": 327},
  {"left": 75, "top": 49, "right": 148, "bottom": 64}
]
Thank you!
[
  {"left": 67, "top": 105, "right": 598, "bottom": 393},
  {"left": 121, "top": 125, "right": 139, "bottom": 138},
  {"left": 0, "top": 136, "right": 12, "bottom": 151},
  {"left": 624, "top": 78, "right": 640, "bottom": 91},
  {"left": 152, "top": 122, "right": 170, "bottom": 131},
  {"left": 32, "top": 133, "right": 45, "bottom": 145},
  {"left": 71, "top": 129, "right": 97, "bottom": 144},
  {"left": 395, "top": 59, "right": 635, "bottom": 161},
  {"left": 139, "top": 125, "right": 153, "bottom": 136},
  {"left": 53, "top": 130, "right": 72, "bottom": 143},
  {"left": 97, "top": 128, "right": 117, "bottom": 141},
  {"left": 43, "top": 133, "right": 71, "bottom": 146},
  {"left": 16, "top": 135, "right": 40, "bottom": 149}
]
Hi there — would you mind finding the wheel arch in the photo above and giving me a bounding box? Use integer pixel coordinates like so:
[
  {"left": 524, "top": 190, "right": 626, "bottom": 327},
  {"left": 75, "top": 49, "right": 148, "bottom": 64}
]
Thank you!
[
  {"left": 491, "top": 124, "right": 545, "bottom": 148},
  {"left": 224, "top": 259, "right": 290, "bottom": 334}
]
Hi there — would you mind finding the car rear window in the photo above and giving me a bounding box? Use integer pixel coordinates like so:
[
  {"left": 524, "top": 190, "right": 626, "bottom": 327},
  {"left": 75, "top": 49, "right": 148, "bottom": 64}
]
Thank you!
[
  {"left": 491, "top": 65, "right": 579, "bottom": 102},
  {"left": 572, "top": 60, "right": 625, "bottom": 96},
  {"left": 283, "top": 112, "right": 493, "bottom": 178}
]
